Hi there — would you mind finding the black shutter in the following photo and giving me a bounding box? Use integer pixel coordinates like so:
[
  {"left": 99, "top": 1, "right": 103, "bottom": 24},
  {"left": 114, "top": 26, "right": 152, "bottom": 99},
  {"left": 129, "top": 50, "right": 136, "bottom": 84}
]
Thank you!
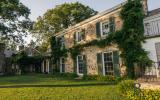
[
  {"left": 97, "top": 53, "right": 103, "bottom": 75},
  {"left": 83, "top": 55, "right": 87, "bottom": 75},
  {"left": 96, "top": 22, "right": 101, "bottom": 38},
  {"left": 73, "top": 32, "right": 77, "bottom": 44},
  {"left": 73, "top": 57, "right": 77, "bottom": 74},
  {"left": 113, "top": 51, "right": 120, "bottom": 77},
  {"left": 109, "top": 17, "right": 115, "bottom": 33},
  {"left": 82, "top": 29, "right": 86, "bottom": 40}
]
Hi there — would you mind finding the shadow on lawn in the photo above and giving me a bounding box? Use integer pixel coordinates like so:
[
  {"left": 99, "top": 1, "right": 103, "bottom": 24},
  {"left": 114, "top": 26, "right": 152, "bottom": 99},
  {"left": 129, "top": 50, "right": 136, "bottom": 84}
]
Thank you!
[{"left": 0, "top": 82, "right": 114, "bottom": 88}]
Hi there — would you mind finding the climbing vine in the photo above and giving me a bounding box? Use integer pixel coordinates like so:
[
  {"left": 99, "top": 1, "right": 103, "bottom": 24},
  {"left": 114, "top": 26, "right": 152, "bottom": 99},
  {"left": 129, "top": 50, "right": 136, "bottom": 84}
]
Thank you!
[
  {"left": 51, "top": 0, "right": 152, "bottom": 78},
  {"left": 50, "top": 36, "right": 68, "bottom": 70},
  {"left": 111, "top": 0, "right": 152, "bottom": 78}
]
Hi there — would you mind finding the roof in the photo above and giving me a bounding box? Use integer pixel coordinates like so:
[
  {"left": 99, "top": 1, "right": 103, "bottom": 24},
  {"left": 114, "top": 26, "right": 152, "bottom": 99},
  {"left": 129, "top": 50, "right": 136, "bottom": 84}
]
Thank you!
[
  {"left": 55, "top": 1, "right": 127, "bottom": 37},
  {"left": 148, "top": 8, "right": 160, "bottom": 16}
]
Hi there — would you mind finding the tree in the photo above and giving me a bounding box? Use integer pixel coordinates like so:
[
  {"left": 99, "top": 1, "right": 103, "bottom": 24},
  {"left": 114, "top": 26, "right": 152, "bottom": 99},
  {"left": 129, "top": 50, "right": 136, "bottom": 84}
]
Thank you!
[
  {"left": 32, "top": 2, "right": 98, "bottom": 43},
  {"left": 0, "top": 0, "right": 32, "bottom": 44}
]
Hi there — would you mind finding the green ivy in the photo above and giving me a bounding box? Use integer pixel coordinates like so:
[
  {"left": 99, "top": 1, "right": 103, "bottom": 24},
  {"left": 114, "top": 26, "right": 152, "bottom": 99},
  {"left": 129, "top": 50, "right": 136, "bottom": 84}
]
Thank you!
[
  {"left": 51, "top": 0, "right": 152, "bottom": 78},
  {"left": 50, "top": 36, "right": 68, "bottom": 71}
]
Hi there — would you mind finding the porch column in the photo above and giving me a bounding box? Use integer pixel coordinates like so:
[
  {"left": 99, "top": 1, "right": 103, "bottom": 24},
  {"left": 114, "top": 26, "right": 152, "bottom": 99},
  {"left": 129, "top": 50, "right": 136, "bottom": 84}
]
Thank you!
[
  {"left": 41, "top": 61, "right": 44, "bottom": 73},
  {"left": 47, "top": 59, "right": 50, "bottom": 73}
]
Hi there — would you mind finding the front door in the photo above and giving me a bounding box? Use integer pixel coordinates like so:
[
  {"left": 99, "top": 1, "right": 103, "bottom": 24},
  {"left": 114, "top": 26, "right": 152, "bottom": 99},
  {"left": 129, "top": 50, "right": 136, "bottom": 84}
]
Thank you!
[
  {"left": 77, "top": 55, "right": 84, "bottom": 75},
  {"left": 102, "top": 52, "right": 114, "bottom": 76}
]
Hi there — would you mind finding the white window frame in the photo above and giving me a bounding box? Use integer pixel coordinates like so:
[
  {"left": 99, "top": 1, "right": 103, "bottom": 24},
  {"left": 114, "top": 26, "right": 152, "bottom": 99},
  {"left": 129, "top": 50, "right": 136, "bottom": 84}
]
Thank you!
[
  {"left": 75, "top": 30, "right": 83, "bottom": 42},
  {"left": 102, "top": 51, "right": 114, "bottom": 76},
  {"left": 100, "top": 20, "right": 110, "bottom": 37},
  {"left": 77, "top": 55, "right": 84, "bottom": 75},
  {"left": 60, "top": 57, "right": 65, "bottom": 73}
]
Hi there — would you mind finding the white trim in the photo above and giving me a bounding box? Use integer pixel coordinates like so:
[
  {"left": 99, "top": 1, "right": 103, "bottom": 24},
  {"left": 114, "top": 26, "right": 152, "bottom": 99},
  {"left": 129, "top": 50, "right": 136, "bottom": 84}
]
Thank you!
[
  {"left": 100, "top": 20, "right": 110, "bottom": 37},
  {"left": 102, "top": 51, "right": 114, "bottom": 76},
  {"left": 77, "top": 55, "right": 84, "bottom": 76}
]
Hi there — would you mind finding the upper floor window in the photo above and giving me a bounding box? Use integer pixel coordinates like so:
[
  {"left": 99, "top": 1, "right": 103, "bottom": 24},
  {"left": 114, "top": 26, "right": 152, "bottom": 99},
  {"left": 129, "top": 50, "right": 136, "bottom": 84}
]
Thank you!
[
  {"left": 56, "top": 36, "right": 65, "bottom": 49},
  {"left": 74, "top": 29, "right": 85, "bottom": 43},
  {"left": 101, "top": 21, "right": 110, "bottom": 36},
  {"left": 96, "top": 17, "right": 115, "bottom": 38}
]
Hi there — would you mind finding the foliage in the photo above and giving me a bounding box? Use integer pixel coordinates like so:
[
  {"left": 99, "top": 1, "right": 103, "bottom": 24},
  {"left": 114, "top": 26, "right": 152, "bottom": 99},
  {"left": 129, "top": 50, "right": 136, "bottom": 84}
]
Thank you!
[
  {"left": 50, "top": 0, "right": 151, "bottom": 79},
  {"left": 11, "top": 51, "right": 43, "bottom": 72},
  {"left": 83, "top": 75, "right": 122, "bottom": 83},
  {"left": 107, "top": 0, "right": 152, "bottom": 78},
  {"left": 50, "top": 36, "right": 68, "bottom": 62},
  {"left": 53, "top": 73, "right": 78, "bottom": 79},
  {"left": 0, "top": 0, "right": 33, "bottom": 44},
  {"left": 118, "top": 80, "right": 160, "bottom": 100},
  {"left": 118, "top": 80, "right": 135, "bottom": 94},
  {"left": 32, "top": 2, "right": 98, "bottom": 43}
]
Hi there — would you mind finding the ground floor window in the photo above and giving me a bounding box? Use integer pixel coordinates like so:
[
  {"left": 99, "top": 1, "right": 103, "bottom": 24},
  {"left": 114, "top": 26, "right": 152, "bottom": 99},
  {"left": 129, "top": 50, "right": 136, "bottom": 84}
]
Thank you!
[
  {"left": 60, "top": 58, "right": 65, "bottom": 73},
  {"left": 102, "top": 52, "right": 114, "bottom": 75},
  {"left": 77, "top": 55, "right": 84, "bottom": 75},
  {"left": 155, "top": 42, "right": 160, "bottom": 62}
]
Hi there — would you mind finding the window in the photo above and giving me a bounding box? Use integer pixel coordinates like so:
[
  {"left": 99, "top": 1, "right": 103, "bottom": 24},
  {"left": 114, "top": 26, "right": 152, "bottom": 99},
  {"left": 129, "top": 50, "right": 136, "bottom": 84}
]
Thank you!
[
  {"left": 77, "top": 55, "right": 84, "bottom": 75},
  {"left": 155, "top": 42, "right": 160, "bottom": 62},
  {"left": 60, "top": 58, "right": 65, "bottom": 73},
  {"left": 75, "top": 30, "right": 85, "bottom": 42},
  {"left": 101, "top": 21, "right": 110, "bottom": 36},
  {"left": 102, "top": 52, "right": 114, "bottom": 75}
]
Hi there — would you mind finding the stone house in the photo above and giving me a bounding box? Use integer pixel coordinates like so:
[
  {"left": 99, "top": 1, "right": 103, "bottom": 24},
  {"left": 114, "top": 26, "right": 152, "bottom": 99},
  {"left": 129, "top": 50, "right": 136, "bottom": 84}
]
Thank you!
[{"left": 51, "top": 1, "right": 148, "bottom": 76}]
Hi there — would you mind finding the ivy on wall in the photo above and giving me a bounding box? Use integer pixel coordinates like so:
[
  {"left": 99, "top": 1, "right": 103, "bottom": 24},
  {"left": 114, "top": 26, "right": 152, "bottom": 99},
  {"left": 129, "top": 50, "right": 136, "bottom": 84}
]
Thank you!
[{"left": 50, "top": 0, "right": 152, "bottom": 78}]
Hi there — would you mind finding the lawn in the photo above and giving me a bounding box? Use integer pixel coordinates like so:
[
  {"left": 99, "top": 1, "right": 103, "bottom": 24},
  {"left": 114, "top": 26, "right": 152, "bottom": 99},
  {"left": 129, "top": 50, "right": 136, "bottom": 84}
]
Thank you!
[{"left": 0, "top": 74, "right": 127, "bottom": 100}]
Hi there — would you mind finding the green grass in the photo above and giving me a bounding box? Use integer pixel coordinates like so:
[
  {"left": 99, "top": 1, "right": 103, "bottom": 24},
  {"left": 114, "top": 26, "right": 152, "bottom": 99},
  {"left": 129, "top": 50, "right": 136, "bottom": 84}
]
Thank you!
[{"left": 0, "top": 74, "right": 127, "bottom": 100}]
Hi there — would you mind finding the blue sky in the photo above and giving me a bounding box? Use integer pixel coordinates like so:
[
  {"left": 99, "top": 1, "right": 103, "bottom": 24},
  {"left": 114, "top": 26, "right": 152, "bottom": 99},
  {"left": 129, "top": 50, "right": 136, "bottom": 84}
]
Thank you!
[{"left": 20, "top": 0, "right": 160, "bottom": 21}]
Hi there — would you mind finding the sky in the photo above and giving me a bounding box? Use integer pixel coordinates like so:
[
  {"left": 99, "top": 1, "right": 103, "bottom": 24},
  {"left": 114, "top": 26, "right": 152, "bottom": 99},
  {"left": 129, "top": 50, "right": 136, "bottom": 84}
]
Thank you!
[{"left": 20, "top": 0, "right": 160, "bottom": 21}]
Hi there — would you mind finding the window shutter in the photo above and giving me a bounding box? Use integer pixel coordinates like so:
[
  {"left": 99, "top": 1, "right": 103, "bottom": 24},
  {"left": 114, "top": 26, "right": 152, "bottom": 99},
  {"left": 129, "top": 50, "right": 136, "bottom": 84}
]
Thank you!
[
  {"left": 81, "top": 29, "right": 86, "bottom": 40},
  {"left": 83, "top": 55, "right": 87, "bottom": 75},
  {"left": 109, "top": 17, "right": 115, "bottom": 33},
  {"left": 96, "top": 22, "right": 101, "bottom": 38},
  {"left": 73, "top": 32, "right": 77, "bottom": 44},
  {"left": 113, "top": 51, "right": 120, "bottom": 77},
  {"left": 97, "top": 53, "right": 103, "bottom": 75},
  {"left": 73, "top": 58, "right": 77, "bottom": 74}
]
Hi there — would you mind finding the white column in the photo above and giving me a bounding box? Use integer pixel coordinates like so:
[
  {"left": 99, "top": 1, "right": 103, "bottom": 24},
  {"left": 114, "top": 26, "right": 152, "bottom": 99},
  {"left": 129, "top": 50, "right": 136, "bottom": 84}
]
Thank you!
[
  {"left": 42, "top": 61, "right": 44, "bottom": 73},
  {"left": 47, "top": 59, "right": 50, "bottom": 73}
]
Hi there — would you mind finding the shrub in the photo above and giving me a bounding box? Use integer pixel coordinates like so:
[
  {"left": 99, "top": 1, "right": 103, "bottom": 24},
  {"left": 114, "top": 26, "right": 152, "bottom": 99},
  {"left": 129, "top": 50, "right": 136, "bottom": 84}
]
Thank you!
[
  {"left": 53, "top": 73, "right": 78, "bottom": 79},
  {"left": 83, "top": 75, "right": 122, "bottom": 83},
  {"left": 118, "top": 80, "right": 135, "bottom": 94},
  {"left": 119, "top": 80, "right": 160, "bottom": 100}
]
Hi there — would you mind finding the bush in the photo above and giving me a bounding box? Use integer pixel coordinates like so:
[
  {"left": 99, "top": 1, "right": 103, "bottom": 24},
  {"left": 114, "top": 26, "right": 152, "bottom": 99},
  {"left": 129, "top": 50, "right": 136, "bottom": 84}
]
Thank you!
[
  {"left": 83, "top": 75, "right": 122, "bottom": 83},
  {"left": 118, "top": 80, "right": 160, "bottom": 100},
  {"left": 118, "top": 80, "right": 135, "bottom": 94},
  {"left": 53, "top": 73, "right": 78, "bottom": 79}
]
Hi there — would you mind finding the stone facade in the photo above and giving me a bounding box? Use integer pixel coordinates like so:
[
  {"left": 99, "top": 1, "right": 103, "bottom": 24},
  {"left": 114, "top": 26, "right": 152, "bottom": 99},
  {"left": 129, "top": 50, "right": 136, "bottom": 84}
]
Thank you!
[{"left": 54, "top": 1, "right": 148, "bottom": 76}]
